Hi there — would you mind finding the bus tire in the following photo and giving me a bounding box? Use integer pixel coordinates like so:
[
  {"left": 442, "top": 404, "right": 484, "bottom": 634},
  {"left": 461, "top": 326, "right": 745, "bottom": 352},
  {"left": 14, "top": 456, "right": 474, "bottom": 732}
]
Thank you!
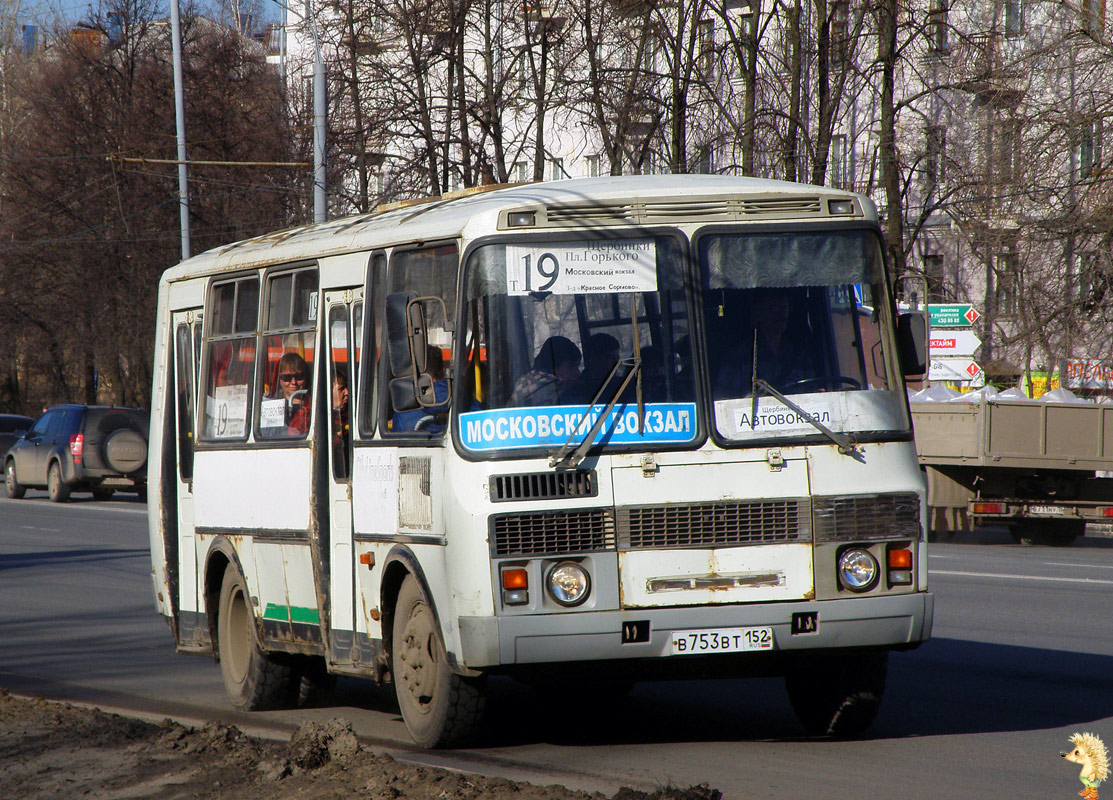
[
  {"left": 5, "top": 460, "right": 25, "bottom": 499},
  {"left": 217, "top": 564, "right": 296, "bottom": 711},
  {"left": 784, "top": 650, "right": 887, "bottom": 738},
  {"left": 48, "top": 462, "right": 70, "bottom": 503},
  {"left": 392, "top": 575, "right": 486, "bottom": 748}
]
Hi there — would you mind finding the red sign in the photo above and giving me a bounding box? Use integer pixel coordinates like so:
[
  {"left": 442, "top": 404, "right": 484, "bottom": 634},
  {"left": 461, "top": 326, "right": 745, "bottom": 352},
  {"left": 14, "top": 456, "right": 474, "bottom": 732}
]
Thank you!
[
  {"left": 930, "top": 337, "right": 956, "bottom": 349},
  {"left": 964, "top": 308, "right": 980, "bottom": 324},
  {"left": 966, "top": 362, "right": 981, "bottom": 377},
  {"left": 1064, "top": 359, "right": 1113, "bottom": 390}
]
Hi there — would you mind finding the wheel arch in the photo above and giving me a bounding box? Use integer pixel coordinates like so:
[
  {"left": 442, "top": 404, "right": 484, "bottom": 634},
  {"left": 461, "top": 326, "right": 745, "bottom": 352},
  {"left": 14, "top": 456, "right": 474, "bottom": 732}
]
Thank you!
[
  {"left": 203, "top": 537, "right": 253, "bottom": 665},
  {"left": 380, "top": 545, "right": 444, "bottom": 673}
]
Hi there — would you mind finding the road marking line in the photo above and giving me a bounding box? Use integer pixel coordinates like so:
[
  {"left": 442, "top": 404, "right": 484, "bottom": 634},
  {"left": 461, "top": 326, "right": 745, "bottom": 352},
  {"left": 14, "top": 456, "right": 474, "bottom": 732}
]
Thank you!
[
  {"left": 932, "top": 569, "right": 1113, "bottom": 586},
  {"left": 1043, "top": 561, "right": 1113, "bottom": 570}
]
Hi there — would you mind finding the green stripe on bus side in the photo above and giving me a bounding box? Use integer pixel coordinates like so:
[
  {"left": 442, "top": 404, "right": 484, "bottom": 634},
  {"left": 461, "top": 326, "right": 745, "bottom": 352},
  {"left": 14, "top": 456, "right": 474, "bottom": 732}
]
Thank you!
[{"left": 262, "top": 603, "right": 320, "bottom": 624}]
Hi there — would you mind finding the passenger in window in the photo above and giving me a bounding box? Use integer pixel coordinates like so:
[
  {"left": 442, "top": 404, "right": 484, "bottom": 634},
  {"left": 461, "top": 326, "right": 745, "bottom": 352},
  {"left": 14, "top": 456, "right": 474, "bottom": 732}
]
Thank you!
[
  {"left": 331, "top": 366, "right": 350, "bottom": 444},
  {"left": 509, "top": 336, "right": 581, "bottom": 407},
  {"left": 393, "top": 346, "right": 450, "bottom": 432},
  {"left": 277, "top": 352, "right": 311, "bottom": 434},
  {"left": 566, "top": 333, "right": 622, "bottom": 404},
  {"left": 713, "top": 288, "right": 817, "bottom": 397}
]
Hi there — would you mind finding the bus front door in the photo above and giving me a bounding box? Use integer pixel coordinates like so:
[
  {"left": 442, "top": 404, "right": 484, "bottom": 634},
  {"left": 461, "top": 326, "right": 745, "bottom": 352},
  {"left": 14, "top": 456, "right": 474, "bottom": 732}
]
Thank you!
[
  {"left": 324, "top": 290, "right": 362, "bottom": 665},
  {"left": 171, "top": 308, "right": 204, "bottom": 646}
]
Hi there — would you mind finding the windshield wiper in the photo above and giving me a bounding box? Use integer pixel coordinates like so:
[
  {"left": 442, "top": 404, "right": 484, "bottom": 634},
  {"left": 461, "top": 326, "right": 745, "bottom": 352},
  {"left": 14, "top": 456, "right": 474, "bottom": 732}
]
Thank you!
[
  {"left": 550, "top": 300, "right": 645, "bottom": 470},
  {"left": 750, "top": 338, "right": 861, "bottom": 458}
]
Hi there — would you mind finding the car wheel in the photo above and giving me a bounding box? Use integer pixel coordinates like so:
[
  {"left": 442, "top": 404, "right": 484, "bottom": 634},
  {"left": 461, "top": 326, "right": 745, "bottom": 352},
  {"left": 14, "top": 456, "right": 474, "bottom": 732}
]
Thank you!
[
  {"left": 217, "top": 564, "right": 296, "bottom": 711},
  {"left": 392, "top": 575, "right": 486, "bottom": 748},
  {"left": 47, "top": 462, "right": 71, "bottom": 503},
  {"left": 5, "top": 460, "right": 25, "bottom": 499}
]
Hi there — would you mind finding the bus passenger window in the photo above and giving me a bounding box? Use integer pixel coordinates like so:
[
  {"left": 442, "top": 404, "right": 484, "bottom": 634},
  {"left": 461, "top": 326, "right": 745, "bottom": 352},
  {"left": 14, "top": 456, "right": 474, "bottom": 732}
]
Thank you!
[
  {"left": 257, "top": 267, "right": 318, "bottom": 440},
  {"left": 201, "top": 276, "right": 258, "bottom": 440}
]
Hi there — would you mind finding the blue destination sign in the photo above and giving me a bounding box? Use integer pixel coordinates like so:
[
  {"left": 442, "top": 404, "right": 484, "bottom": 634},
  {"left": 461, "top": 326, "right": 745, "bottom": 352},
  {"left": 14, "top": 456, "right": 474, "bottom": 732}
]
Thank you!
[{"left": 460, "top": 402, "right": 698, "bottom": 451}]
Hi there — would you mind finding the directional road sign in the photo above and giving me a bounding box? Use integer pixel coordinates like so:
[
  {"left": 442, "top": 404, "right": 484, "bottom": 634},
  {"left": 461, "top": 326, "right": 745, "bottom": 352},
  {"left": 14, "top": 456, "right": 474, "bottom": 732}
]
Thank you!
[
  {"left": 929, "top": 358, "right": 983, "bottom": 382},
  {"left": 928, "top": 330, "right": 982, "bottom": 357},
  {"left": 929, "top": 304, "right": 981, "bottom": 327}
]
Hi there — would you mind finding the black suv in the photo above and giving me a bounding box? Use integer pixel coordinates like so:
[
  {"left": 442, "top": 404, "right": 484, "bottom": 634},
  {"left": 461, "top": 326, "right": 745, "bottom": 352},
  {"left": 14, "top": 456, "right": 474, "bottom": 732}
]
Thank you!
[{"left": 4, "top": 405, "right": 149, "bottom": 502}]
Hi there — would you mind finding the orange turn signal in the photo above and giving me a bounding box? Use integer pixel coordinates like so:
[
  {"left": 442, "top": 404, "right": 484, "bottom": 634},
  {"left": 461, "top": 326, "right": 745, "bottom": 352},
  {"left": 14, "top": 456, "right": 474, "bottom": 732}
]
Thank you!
[
  {"left": 502, "top": 568, "right": 528, "bottom": 590},
  {"left": 888, "top": 549, "right": 912, "bottom": 569}
]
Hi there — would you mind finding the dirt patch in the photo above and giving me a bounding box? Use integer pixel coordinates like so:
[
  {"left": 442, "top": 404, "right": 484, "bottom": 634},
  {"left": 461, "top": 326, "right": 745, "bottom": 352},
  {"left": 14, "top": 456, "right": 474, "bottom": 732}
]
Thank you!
[{"left": 0, "top": 689, "right": 721, "bottom": 800}]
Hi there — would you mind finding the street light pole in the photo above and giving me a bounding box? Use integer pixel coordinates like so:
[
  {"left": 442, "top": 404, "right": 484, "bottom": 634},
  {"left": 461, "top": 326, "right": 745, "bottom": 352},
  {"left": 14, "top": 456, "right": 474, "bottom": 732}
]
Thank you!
[
  {"left": 170, "top": 0, "right": 191, "bottom": 259},
  {"left": 307, "top": 0, "right": 327, "bottom": 223}
]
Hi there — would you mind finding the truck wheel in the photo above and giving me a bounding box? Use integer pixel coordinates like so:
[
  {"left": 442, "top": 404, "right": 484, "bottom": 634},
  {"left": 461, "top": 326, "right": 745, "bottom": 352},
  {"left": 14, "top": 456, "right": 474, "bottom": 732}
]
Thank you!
[
  {"left": 217, "top": 564, "right": 296, "bottom": 710},
  {"left": 1045, "top": 520, "right": 1083, "bottom": 546},
  {"left": 392, "top": 575, "right": 486, "bottom": 748},
  {"left": 784, "top": 651, "right": 887, "bottom": 738},
  {"left": 48, "top": 463, "right": 71, "bottom": 503},
  {"left": 1011, "top": 521, "right": 1081, "bottom": 546},
  {"left": 5, "top": 460, "right": 25, "bottom": 499}
]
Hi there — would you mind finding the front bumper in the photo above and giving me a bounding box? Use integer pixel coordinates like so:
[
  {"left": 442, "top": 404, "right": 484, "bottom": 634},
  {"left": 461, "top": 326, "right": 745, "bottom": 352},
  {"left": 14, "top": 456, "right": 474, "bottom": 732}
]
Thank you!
[{"left": 458, "top": 591, "right": 933, "bottom": 669}]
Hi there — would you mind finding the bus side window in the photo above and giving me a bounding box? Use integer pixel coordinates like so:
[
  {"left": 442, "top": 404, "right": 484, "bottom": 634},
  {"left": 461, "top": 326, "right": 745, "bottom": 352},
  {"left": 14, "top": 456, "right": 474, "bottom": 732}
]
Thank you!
[
  {"left": 201, "top": 276, "right": 258, "bottom": 441},
  {"left": 359, "top": 255, "right": 385, "bottom": 439},
  {"left": 384, "top": 245, "right": 457, "bottom": 436},
  {"left": 174, "top": 323, "right": 195, "bottom": 480},
  {"left": 257, "top": 267, "right": 319, "bottom": 440}
]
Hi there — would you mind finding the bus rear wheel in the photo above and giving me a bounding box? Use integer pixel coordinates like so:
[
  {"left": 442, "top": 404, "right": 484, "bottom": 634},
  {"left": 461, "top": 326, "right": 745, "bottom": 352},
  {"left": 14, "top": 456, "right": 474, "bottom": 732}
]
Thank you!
[
  {"left": 217, "top": 564, "right": 296, "bottom": 711},
  {"left": 784, "top": 650, "right": 887, "bottom": 738},
  {"left": 392, "top": 575, "right": 486, "bottom": 748}
]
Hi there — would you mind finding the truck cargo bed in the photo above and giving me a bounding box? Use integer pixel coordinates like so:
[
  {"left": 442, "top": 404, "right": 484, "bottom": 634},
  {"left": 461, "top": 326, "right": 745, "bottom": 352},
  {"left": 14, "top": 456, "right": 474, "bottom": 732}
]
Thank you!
[{"left": 911, "top": 398, "right": 1113, "bottom": 472}]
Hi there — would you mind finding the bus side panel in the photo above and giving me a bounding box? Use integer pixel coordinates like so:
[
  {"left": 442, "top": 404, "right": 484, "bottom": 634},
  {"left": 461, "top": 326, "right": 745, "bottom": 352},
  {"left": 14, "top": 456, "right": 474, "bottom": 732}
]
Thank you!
[
  {"left": 147, "top": 277, "right": 175, "bottom": 623},
  {"left": 351, "top": 447, "right": 455, "bottom": 663},
  {"left": 194, "top": 447, "right": 318, "bottom": 650}
]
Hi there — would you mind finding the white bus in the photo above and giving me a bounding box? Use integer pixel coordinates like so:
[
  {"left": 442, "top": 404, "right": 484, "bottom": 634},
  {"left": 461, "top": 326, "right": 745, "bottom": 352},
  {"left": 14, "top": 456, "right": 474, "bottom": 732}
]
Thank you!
[{"left": 147, "top": 175, "right": 932, "bottom": 747}]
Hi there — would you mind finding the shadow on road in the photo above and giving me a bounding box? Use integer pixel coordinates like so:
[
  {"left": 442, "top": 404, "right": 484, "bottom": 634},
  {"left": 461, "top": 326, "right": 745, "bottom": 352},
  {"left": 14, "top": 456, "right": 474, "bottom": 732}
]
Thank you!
[
  {"left": 461, "top": 636, "right": 1113, "bottom": 746},
  {"left": 0, "top": 548, "right": 150, "bottom": 571}
]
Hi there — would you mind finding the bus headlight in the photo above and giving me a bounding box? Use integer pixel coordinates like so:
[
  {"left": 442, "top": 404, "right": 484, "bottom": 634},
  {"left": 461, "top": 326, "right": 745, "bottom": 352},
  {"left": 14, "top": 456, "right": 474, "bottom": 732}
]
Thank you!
[
  {"left": 837, "top": 549, "right": 878, "bottom": 592},
  {"left": 547, "top": 562, "right": 590, "bottom": 606}
]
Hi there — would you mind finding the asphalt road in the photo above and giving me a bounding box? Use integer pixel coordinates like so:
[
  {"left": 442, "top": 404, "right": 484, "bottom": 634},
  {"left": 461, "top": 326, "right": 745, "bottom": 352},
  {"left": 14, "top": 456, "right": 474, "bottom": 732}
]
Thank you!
[{"left": 2, "top": 489, "right": 1112, "bottom": 798}]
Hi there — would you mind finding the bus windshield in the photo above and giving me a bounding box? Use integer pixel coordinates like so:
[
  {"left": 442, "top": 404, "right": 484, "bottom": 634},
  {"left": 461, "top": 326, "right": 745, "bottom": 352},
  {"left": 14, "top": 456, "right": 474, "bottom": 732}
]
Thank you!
[
  {"left": 458, "top": 235, "right": 700, "bottom": 456},
  {"left": 698, "top": 229, "right": 909, "bottom": 443}
]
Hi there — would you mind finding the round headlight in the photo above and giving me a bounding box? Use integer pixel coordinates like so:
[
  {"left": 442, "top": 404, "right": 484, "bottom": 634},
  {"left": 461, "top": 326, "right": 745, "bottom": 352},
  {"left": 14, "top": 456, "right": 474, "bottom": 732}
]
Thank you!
[
  {"left": 837, "top": 548, "right": 879, "bottom": 592},
  {"left": 547, "top": 562, "right": 591, "bottom": 607}
]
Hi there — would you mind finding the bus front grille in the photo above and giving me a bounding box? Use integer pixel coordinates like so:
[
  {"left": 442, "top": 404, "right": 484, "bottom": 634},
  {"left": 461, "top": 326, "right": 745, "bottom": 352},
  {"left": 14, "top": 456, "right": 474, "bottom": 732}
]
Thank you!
[
  {"left": 617, "top": 499, "right": 811, "bottom": 549},
  {"left": 813, "top": 493, "right": 921, "bottom": 541},
  {"left": 491, "top": 509, "right": 616, "bottom": 556},
  {"left": 489, "top": 470, "right": 597, "bottom": 502}
]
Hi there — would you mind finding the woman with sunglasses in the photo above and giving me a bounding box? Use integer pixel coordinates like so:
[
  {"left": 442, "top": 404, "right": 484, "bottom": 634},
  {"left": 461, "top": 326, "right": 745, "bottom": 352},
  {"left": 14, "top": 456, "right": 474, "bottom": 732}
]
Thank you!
[{"left": 276, "top": 352, "right": 311, "bottom": 435}]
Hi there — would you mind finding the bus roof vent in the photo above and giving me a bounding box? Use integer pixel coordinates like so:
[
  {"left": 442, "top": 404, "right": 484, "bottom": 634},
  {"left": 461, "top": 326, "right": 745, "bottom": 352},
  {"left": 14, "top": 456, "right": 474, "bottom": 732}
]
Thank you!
[
  {"left": 544, "top": 204, "right": 636, "bottom": 225},
  {"left": 490, "top": 469, "right": 597, "bottom": 502},
  {"left": 641, "top": 199, "right": 736, "bottom": 220},
  {"left": 541, "top": 196, "right": 824, "bottom": 227},
  {"left": 738, "top": 196, "right": 822, "bottom": 215}
]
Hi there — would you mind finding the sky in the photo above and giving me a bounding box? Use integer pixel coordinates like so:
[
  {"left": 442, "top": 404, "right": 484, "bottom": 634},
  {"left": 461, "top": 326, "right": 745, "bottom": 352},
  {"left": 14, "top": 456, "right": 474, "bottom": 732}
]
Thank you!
[{"left": 19, "top": 0, "right": 279, "bottom": 30}]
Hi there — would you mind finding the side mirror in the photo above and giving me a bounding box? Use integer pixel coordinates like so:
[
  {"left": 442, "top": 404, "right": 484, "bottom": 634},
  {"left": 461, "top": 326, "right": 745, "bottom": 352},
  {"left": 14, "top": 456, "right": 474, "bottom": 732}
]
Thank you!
[
  {"left": 897, "top": 311, "right": 927, "bottom": 377},
  {"left": 385, "top": 291, "right": 451, "bottom": 413}
]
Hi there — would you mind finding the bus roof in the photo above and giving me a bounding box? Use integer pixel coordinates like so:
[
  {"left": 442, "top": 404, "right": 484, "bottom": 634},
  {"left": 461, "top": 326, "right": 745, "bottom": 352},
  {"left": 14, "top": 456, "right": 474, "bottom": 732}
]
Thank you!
[{"left": 161, "top": 174, "right": 875, "bottom": 282}]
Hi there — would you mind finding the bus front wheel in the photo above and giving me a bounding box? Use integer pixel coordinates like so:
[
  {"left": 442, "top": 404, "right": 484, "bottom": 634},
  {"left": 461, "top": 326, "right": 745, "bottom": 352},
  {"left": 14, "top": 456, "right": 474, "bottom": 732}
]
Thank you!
[
  {"left": 217, "top": 564, "right": 296, "bottom": 711},
  {"left": 391, "top": 575, "right": 486, "bottom": 748},
  {"left": 784, "top": 650, "right": 887, "bottom": 737}
]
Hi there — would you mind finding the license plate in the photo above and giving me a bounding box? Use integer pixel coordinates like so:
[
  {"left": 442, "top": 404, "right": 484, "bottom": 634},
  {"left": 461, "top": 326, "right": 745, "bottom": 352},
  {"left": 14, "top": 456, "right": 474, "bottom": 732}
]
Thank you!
[
  {"left": 1028, "top": 505, "right": 1064, "bottom": 515},
  {"left": 669, "top": 626, "right": 774, "bottom": 655}
]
